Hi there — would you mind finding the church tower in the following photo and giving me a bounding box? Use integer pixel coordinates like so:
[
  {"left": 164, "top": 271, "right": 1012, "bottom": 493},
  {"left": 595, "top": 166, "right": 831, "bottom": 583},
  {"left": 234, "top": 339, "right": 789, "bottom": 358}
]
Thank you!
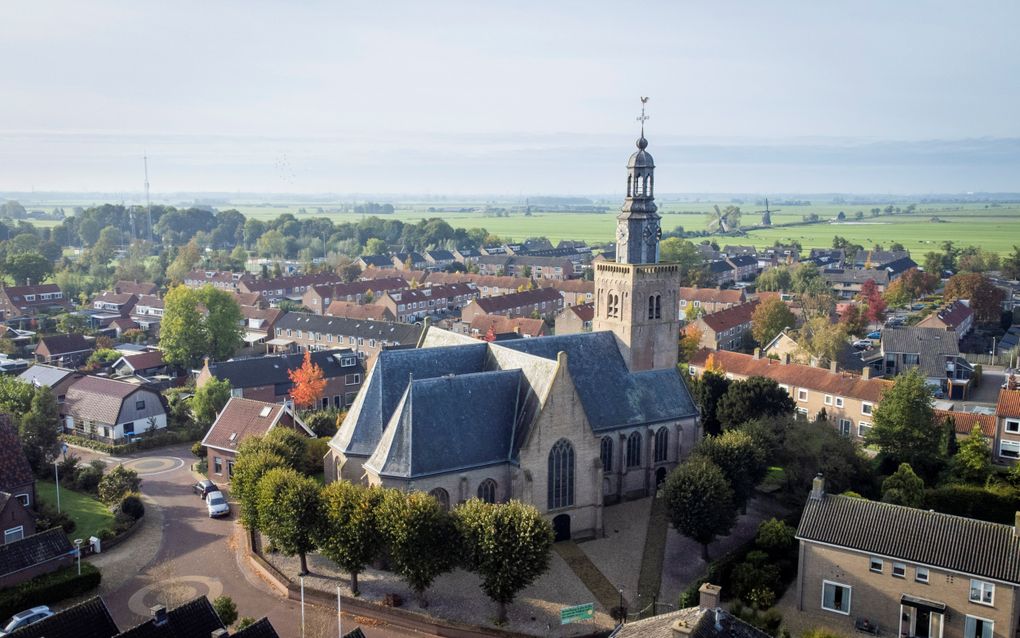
[{"left": 593, "top": 99, "right": 681, "bottom": 371}]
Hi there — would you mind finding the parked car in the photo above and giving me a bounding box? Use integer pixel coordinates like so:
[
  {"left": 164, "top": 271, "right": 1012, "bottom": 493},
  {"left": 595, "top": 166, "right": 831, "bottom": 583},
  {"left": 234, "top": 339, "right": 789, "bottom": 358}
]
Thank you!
[
  {"left": 867, "top": 330, "right": 881, "bottom": 339},
  {"left": 206, "top": 490, "right": 230, "bottom": 518},
  {"left": 1, "top": 607, "right": 54, "bottom": 635},
  {"left": 193, "top": 479, "right": 218, "bottom": 498},
  {"left": 852, "top": 339, "right": 872, "bottom": 350}
]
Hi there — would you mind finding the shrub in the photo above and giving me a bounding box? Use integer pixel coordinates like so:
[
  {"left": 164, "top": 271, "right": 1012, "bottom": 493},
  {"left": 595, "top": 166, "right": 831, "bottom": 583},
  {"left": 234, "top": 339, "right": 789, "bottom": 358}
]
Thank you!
[
  {"left": 57, "top": 455, "right": 81, "bottom": 483},
  {"left": 73, "top": 463, "right": 105, "bottom": 494},
  {"left": 236, "top": 617, "right": 257, "bottom": 631},
  {"left": 113, "top": 511, "right": 135, "bottom": 534},
  {"left": 303, "top": 438, "right": 331, "bottom": 476},
  {"left": 0, "top": 563, "right": 101, "bottom": 618},
  {"left": 212, "top": 595, "right": 238, "bottom": 626},
  {"left": 33, "top": 500, "right": 76, "bottom": 534},
  {"left": 119, "top": 493, "right": 145, "bottom": 520},
  {"left": 303, "top": 409, "right": 343, "bottom": 438},
  {"left": 192, "top": 441, "right": 207, "bottom": 458},
  {"left": 98, "top": 465, "right": 142, "bottom": 504},
  {"left": 924, "top": 485, "right": 1020, "bottom": 523}
]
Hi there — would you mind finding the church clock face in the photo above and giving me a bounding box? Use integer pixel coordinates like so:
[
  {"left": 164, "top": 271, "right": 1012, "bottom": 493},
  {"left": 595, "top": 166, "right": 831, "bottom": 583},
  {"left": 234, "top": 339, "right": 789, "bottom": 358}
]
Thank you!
[
  {"left": 642, "top": 222, "right": 659, "bottom": 245},
  {"left": 617, "top": 226, "right": 628, "bottom": 243}
]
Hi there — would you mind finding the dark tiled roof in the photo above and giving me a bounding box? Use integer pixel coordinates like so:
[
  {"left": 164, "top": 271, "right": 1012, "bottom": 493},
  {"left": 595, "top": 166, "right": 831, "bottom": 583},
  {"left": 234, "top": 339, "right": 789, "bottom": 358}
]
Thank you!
[
  {"left": 797, "top": 493, "right": 1020, "bottom": 584},
  {"left": 366, "top": 370, "right": 520, "bottom": 478},
  {"left": 822, "top": 268, "right": 890, "bottom": 285},
  {"left": 884, "top": 256, "right": 919, "bottom": 276},
  {"left": 309, "top": 278, "right": 407, "bottom": 300},
  {"left": 275, "top": 313, "right": 423, "bottom": 345},
  {"left": 233, "top": 618, "right": 281, "bottom": 638},
  {"left": 0, "top": 527, "right": 72, "bottom": 577},
  {"left": 64, "top": 376, "right": 154, "bottom": 424},
  {"left": 94, "top": 292, "right": 138, "bottom": 306},
  {"left": 727, "top": 255, "right": 758, "bottom": 267},
  {"left": 117, "top": 350, "right": 165, "bottom": 372},
  {"left": 881, "top": 326, "right": 961, "bottom": 377},
  {"left": 852, "top": 249, "right": 911, "bottom": 268},
  {"left": 11, "top": 596, "right": 119, "bottom": 638},
  {"left": 425, "top": 249, "right": 455, "bottom": 261},
  {"left": 472, "top": 287, "right": 562, "bottom": 313},
  {"left": 18, "top": 364, "right": 76, "bottom": 389},
  {"left": 36, "top": 333, "right": 93, "bottom": 356},
  {"left": 240, "top": 272, "right": 344, "bottom": 293},
  {"left": 707, "top": 260, "right": 733, "bottom": 275},
  {"left": 342, "top": 629, "right": 366, "bottom": 638},
  {"left": 358, "top": 255, "right": 395, "bottom": 268},
  {"left": 207, "top": 349, "right": 362, "bottom": 389},
  {"left": 114, "top": 281, "right": 158, "bottom": 296},
  {"left": 386, "top": 283, "right": 476, "bottom": 304},
  {"left": 0, "top": 416, "right": 34, "bottom": 493},
  {"left": 115, "top": 596, "right": 224, "bottom": 638},
  {"left": 202, "top": 397, "right": 309, "bottom": 451}
]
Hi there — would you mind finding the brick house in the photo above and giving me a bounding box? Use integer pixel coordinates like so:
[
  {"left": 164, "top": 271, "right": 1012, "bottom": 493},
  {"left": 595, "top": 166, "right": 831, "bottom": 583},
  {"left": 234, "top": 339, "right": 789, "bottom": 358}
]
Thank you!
[
  {"left": 301, "top": 277, "right": 407, "bottom": 315},
  {"left": 270, "top": 313, "right": 423, "bottom": 369},
  {"left": 238, "top": 272, "right": 347, "bottom": 303},
  {"left": 197, "top": 349, "right": 365, "bottom": 409},
  {"left": 795, "top": 476, "right": 1020, "bottom": 638},
  {"left": 240, "top": 306, "right": 283, "bottom": 349},
  {"left": 687, "top": 300, "right": 759, "bottom": 351},
  {"left": 183, "top": 270, "right": 250, "bottom": 291},
  {"left": 0, "top": 416, "right": 36, "bottom": 508},
  {"left": 679, "top": 287, "right": 747, "bottom": 316},
  {"left": 374, "top": 283, "right": 478, "bottom": 323},
  {"left": 421, "top": 271, "right": 531, "bottom": 298},
  {"left": 0, "top": 284, "right": 71, "bottom": 320},
  {"left": 62, "top": 376, "right": 168, "bottom": 443},
  {"left": 130, "top": 294, "right": 164, "bottom": 333},
  {"left": 822, "top": 268, "right": 890, "bottom": 299},
  {"left": 92, "top": 292, "right": 138, "bottom": 316},
  {"left": 0, "top": 493, "right": 35, "bottom": 545},
  {"left": 201, "top": 397, "right": 313, "bottom": 480},
  {"left": 423, "top": 249, "right": 456, "bottom": 269},
  {"left": 34, "top": 333, "right": 94, "bottom": 366},
  {"left": 391, "top": 252, "right": 428, "bottom": 271},
  {"left": 880, "top": 327, "right": 974, "bottom": 399},
  {"left": 688, "top": 348, "right": 888, "bottom": 438},
  {"left": 465, "top": 314, "right": 546, "bottom": 339},
  {"left": 0, "top": 527, "right": 73, "bottom": 589},
  {"left": 460, "top": 287, "right": 563, "bottom": 323},
  {"left": 113, "top": 280, "right": 158, "bottom": 296},
  {"left": 554, "top": 302, "right": 594, "bottom": 335},
  {"left": 538, "top": 278, "right": 594, "bottom": 307},
  {"left": 324, "top": 301, "right": 395, "bottom": 322},
  {"left": 994, "top": 389, "right": 1020, "bottom": 465},
  {"left": 917, "top": 300, "right": 975, "bottom": 338}
]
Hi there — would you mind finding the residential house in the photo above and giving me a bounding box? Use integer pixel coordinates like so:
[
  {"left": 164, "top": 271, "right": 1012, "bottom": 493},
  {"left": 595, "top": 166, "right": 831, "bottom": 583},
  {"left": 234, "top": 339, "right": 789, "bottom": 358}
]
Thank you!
[
  {"left": 201, "top": 397, "right": 313, "bottom": 480},
  {"left": 231, "top": 291, "right": 267, "bottom": 309},
  {"left": 421, "top": 271, "right": 531, "bottom": 298},
  {"left": 452, "top": 247, "right": 481, "bottom": 264},
  {"left": 111, "top": 350, "right": 169, "bottom": 379},
  {"left": 935, "top": 409, "right": 996, "bottom": 444},
  {"left": 301, "top": 277, "right": 407, "bottom": 314},
  {"left": 391, "top": 252, "right": 428, "bottom": 271},
  {"left": 475, "top": 254, "right": 513, "bottom": 277},
  {"left": 794, "top": 476, "right": 1020, "bottom": 638},
  {"left": 822, "top": 268, "right": 890, "bottom": 299},
  {"left": 0, "top": 527, "right": 73, "bottom": 588},
  {"left": 880, "top": 327, "right": 973, "bottom": 399},
  {"left": 614, "top": 583, "right": 768, "bottom": 638},
  {"left": 359, "top": 266, "right": 427, "bottom": 285},
  {"left": 130, "top": 294, "right": 164, "bottom": 333},
  {"left": 324, "top": 301, "right": 395, "bottom": 322},
  {"left": 7, "top": 596, "right": 118, "bottom": 638},
  {"left": 850, "top": 249, "right": 912, "bottom": 270},
  {"left": 34, "top": 333, "right": 94, "bottom": 366},
  {"left": 423, "top": 249, "right": 456, "bottom": 269},
  {"left": 0, "top": 284, "right": 70, "bottom": 320},
  {"left": 688, "top": 300, "right": 759, "bottom": 351},
  {"left": 375, "top": 283, "right": 478, "bottom": 323},
  {"left": 113, "top": 280, "right": 158, "bottom": 296},
  {"left": 92, "top": 292, "right": 137, "bottom": 316},
  {"left": 18, "top": 364, "right": 79, "bottom": 403},
  {"left": 238, "top": 272, "right": 347, "bottom": 303},
  {"left": 269, "top": 313, "right": 423, "bottom": 369},
  {"left": 805, "top": 248, "right": 846, "bottom": 268},
  {"left": 539, "top": 278, "right": 595, "bottom": 306},
  {"left": 183, "top": 270, "right": 250, "bottom": 291},
  {"left": 62, "top": 376, "right": 167, "bottom": 443},
  {"left": 0, "top": 416, "right": 36, "bottom": 508},
  {"left": 917, "top": 300, "right": 975, "bottom": 338},
  {"left": 679, "top": 287, "right": 747, "bottom": 316},
  {"left": 727, "top": 255, "right": 759, "bottom": 281},
  {"left": 196, "top": 349, "right": 365, "bottom": 408},
  {"left": 460, "top": 287, "right": 564, "bottom": 323},
  {"left": 704, "top": 259, "right": 737, "bottom": 286},
  {"left": 759, "top": 244, "right": 800, "bottom": 268},
  {"left": 688, "top": 348, "right": 887, "bottom": 438},
  {"left": 994, "top": 390, "right": 1020, "bottom": 465},
  {"left": 354, "top": 255, "right": 397, "bottom": 270},
  {"left": 240, "top": 306, "right": 283, "bottom": 349},
  {"left": 475, "top": 255, "right": 575, "bottom": 280},
  {"left": 466, "top": 314, "right": 546, "bottom": 339},
  {"left": 555, "top": 303, "right": 594, "bottom": 335},
  {"left": 0, "top": 492, "right": 35, "bottom": 544},
  {"left": 722, "top": 245, "right": 758, "bottom": 258}
]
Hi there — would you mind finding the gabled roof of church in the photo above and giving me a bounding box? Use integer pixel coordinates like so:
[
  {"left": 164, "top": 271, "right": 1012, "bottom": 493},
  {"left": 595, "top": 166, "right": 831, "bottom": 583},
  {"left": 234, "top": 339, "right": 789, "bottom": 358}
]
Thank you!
[{"left": 365, "top": 370, "right": 521, "bottom": 478}]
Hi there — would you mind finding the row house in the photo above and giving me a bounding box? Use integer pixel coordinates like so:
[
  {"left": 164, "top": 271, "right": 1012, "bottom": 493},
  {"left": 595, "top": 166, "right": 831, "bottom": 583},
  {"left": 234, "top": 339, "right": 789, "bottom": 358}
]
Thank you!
[
  {"left": 995, "top": 389, "right": 1020, "bottom": 465},
  {"left": 324, "top": 301, "right": 395, "bottom": 322},
  {"left": 474, "top": 255, "right": 575, "bottom": 280},
  {"left": 92, "top": 292, "right": 137, "bottom": 316},
  {"left": 822, "top": 268, "right": 890, "bottom": 299},
  {"left": 539, "top": 278, "right": 594, "bottom": 307},
  {"left": 687, "top": 300, "right": 759, "bottom": 351},
  {"left": 795, "top": 477, "right": 1020, "bottom": 638},
  {"left": 452, "top": 248, "right": 481, "bottom": 264},
  {"left": 805, "top": 248, "right": 846, "bottom": 268},
  {"left": 420, "top": 271, "right": 531, "bottom": 298},
  {"left": 423, "top": 249, "right": 456, "bottom": 269},
  {"left": 850, "top": 249, "right": 912, "bottom": 270},
  {"left": 880, "top": 327, "right": 973, "bottom": 400},
  {"left": 917, "top": 300, "right": 975, "bottom": 338},
  {"left": 554, "top": 303, "right": 594, "bottom": 335},
  {"left": 459, "top": 287, "right": 563, "bottom": 323},
  {"left": 301, "top": 277, "right": 407, "bottom": 314},
  {"left": 727, "top": 255, "right": 759, "bottom": 281},
  {"left": 0, "top": 284, "right": 70, "bottom": 321},
  {"left": 688, "top": 348, "right": 888, "bottom": 439},
  {"left": 238, "top": 271, "right": 347, "bottom": 302},
  {"left": 359, "top": 266, "right": 426, "bottom": 286},
  {"left": 112, "top": 280, "right": 158, "bottom": 296},
  {"left": 270, "top": 312, "right": 424, "bottom": 369},
  {"left": 392, "top": 252, "right": 428, "bottom": 271},
  {"left": 354, "top": 255, "right": 397, "bottom": 270},
  {"left": 197, "top": 349, "right": 365, "bottom": 409},
  {"left": 703, "top": 259, "right": 736, "bottom": 286},
  {"left": 183, "top": 270, "right": 250, "bottom": 291},
  {"left": 721, "top": 245, "right": 758, "bottom": 258},
  {"left": 759, "top": 244, "right": 800, "bottom": 268},
  {"left": 240, "top": 306, "right": 283, "bottom": 348},
  {"left": 464, "top": 314, "right": 546, "bottom": 339},
  {"left": 375, "top": 283, "right": 478, "bottom": 323},
  {"left": 679, "top": 287, "right": 747, "bottom": 316},
  {"left": 130, "top": 294, "right": 164, "bottom": 333}
]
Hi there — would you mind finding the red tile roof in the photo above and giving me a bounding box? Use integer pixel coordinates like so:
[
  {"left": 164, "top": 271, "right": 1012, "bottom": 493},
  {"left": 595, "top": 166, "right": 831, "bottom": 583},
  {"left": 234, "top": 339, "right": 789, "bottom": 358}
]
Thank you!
[
  {"left": 689, "top": 348, "right": 889, "bottom": 402},
  {"left": 568, "top": 303, "right": 595, "bottom": 322},
  {"left": 325, "top": 301, "right": 392, "bottom": 321},
  {"left": 680, "top": 287, "right": 746, "bottom": 305},
  {"left": 998, "top": 390, "right": 1020, "bottom": 418},
  {"left": 469, "top": 314, "right": 546, "bottom": 338},
  {"left": 539, "top": 279, "right": 594, "bottom": 294},
  {"left": 114, "top": 280, "right": 158, "bottom": 296},
  {"left": 918, "top": 300, "right": 974, "bottom": 331},
  {"left": 118, "top": 350, "right": 165, "bottom": 372},
  {"left": 472, "top": 287, "right": 563, "bottom": 313},
  {"left": 699, "top": 300, "right": 760, "bottom": 333},
  {"left": 934, "top": 409, "right": 995, "bottom": 437}
]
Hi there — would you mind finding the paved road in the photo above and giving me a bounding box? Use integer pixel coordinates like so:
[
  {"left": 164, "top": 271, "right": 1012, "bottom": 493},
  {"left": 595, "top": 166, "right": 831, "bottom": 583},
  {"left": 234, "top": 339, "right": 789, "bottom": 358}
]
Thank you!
[{"left": 70, "top": 443, "right": 434, "bottom": 638}]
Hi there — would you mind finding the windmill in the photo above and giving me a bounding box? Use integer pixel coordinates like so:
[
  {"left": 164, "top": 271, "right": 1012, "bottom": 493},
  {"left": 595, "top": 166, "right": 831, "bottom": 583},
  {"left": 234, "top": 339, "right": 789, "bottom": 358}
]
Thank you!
[
  {"left": 706, "top": 205, "right": 741, "bottom": 234},
  {"left": 755, "top": 197, "right": 781, "bottom": 226}
]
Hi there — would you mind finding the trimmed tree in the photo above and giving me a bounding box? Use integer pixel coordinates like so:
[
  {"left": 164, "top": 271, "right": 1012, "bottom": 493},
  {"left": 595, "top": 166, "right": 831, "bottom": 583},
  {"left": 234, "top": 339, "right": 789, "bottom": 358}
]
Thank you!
[
  {"left": 231, "top": 446, "right": 288, "bottom": 531},
  {"left": 881, "top": 463, "right": 925, "bottom": 507},
  {"left": 751, "top": 298, "right": 796, "bottom": 346},
  {"left": 255, "top": 467, "right": 322, "bottom": 575},
  {"left": 316, "top": 481, "right": 384, "bottom": 596},
  {"left": 376, "top": 490, "right": 457, "bottom": 607},
  {"left": 663, "top": 457, "right": 737, "bottom": 560},
  {"left": 696, "top": 430, "right": 767, "bottom": 514},
  {"left": 716, "top": 376, "right": 795, "bottom": 429},
  {"left": 455, "top": 499, "right": 554, "bottom": 624},
  {"left": 98, "top": 465, "right": 142, "bottom": 504},
  {"left": 193, "top": 377, "right": 231, "bottom": 428},
  {"left": 692, "top": 370, "right": 731, "bottom": 437}
]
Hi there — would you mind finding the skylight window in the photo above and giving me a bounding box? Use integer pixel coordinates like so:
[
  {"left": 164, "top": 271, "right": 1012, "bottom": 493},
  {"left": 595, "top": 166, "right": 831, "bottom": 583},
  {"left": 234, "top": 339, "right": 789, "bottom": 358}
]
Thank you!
[{"left": 259, "top": 406, "right": 272, "bottom": 417}]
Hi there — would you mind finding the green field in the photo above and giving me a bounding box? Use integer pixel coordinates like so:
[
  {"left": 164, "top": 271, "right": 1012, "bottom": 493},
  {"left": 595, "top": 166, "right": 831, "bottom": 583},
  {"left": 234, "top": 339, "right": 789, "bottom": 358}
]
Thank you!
[{"left": 36, "top": 480, "right": 115, "bottom": 539}]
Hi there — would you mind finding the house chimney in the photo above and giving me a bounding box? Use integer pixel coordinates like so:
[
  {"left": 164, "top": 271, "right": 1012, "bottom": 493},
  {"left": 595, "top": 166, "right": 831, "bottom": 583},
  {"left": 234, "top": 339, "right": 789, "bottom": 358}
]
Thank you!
[
  {"left": 861, "top": 367, "right": 872, "bottom": 380},
  {"left": 150, "top": 605, "right": 168, "bottom": 627},
  {"left": 1014, "top": 511, "right": 1020, "bottom": 537},
  {"left": 698, "top": 582, "right": 721, "bottom": 610},
  {"left": 753, "top": 348, "right": 761, "bottom": 360},
  {"left": 810, "top": 473, "right": 826, "bottom": 500},
  {"left": 211, "top": 630, "right": 230, "bottom": 638},
  {"left": 671, "top": 619, "right": 694, "bottom": 637},
  {"left": 829, "top": 360, "right": 838, "bottom": 373},
  {"left": 782, "top": 353, "right": 791, "bottom": 365}
]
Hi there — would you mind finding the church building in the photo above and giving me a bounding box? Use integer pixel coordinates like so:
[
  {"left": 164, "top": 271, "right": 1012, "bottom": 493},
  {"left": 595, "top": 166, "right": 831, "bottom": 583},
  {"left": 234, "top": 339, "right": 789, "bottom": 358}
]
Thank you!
[{"left": 325, "top": 117, "right": 699, "bottom": 541}]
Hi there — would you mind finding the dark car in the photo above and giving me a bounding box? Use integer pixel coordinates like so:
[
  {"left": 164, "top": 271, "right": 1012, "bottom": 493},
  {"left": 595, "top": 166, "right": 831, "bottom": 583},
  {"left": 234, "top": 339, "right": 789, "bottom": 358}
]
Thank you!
[{"left": 193, "top": 479, "right": 218, "bottom": 498}]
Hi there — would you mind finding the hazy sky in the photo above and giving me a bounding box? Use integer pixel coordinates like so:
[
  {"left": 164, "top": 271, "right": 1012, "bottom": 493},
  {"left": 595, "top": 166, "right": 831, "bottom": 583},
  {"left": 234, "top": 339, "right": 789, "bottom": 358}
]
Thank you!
[{"left": 1, "top": 1, "right": 1018, "bottom": 195}]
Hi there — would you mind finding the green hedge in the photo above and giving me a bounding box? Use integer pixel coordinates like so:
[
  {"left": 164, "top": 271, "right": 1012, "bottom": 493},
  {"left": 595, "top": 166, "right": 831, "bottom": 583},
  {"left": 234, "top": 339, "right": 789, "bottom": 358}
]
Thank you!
[
  {"left": 0, "top": 563, "right": 101, "bottom": 618},
  {"left": 924, "top": 485, "right": 1020, "bottom": 524},
  {"left": 62, "top": 426, "right": 204, "bottom": 455}
]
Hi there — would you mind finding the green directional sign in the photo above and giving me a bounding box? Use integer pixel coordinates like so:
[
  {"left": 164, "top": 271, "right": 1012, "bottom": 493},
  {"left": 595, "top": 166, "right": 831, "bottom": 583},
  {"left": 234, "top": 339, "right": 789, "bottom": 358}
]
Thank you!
[{"left": 560, "top": 602, "right": 595, "bottom": 625}]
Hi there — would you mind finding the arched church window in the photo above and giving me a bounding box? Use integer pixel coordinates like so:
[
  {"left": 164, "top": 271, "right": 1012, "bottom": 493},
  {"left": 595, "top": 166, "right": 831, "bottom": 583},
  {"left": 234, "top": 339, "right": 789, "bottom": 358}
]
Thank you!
[
  {"left": 654, "top": 295, "right": 662, "bottom": 319},
  {"left": 429, "top": 488, "right": 450, "bottom": 511},
  {"left": 600, "top": 436, "right": 613, "bottom": 473},
  {"left": 654, "top": 427, "right": 669, "bottom": 463},
  {"left": 477, "top": 479, "right": 497, "bottom": 504},
  {"left": 547, "top": 439, "right": 575, "bottom": 509},
  {"left": 648, "top": 295, "right": 655, "bottom": 320},
  {"left": 626, "top": 432, "right": 642, "bottom": 468}
]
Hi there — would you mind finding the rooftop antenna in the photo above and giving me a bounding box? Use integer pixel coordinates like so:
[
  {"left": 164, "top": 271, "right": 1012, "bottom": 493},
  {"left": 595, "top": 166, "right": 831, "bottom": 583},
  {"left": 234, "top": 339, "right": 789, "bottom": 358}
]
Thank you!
[{"left": 144, "top": 153, "right": 152, "bottom": 243}]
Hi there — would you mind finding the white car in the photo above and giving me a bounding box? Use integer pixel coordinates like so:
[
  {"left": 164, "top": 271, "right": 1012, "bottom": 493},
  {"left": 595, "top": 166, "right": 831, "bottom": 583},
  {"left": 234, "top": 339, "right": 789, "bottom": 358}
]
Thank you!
[
  {"left": 852, "top": 339, "right": 872, "bottom": 350},
  {"left": 1, "top": 606, "right": 54, "bottom": 635},
  {"left": 205, "top": 490, "right": 230, "bottom": 518}
]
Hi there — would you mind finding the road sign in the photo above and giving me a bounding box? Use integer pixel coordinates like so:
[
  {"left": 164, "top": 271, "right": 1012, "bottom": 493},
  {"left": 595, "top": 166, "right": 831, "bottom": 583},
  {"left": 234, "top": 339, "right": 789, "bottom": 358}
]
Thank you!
[{"left": 560, "top": 602, "right": 594, "bottom": 625}]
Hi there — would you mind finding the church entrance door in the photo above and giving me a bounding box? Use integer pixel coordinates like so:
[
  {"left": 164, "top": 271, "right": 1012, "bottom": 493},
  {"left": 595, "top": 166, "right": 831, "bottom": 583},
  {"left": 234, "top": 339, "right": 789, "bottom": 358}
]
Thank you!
[
  {"left": 552, "top": 514, "right": 571, "bottom": 542},
  {"left": 655, "top": 467, "right": 667, "bottom": 488}
]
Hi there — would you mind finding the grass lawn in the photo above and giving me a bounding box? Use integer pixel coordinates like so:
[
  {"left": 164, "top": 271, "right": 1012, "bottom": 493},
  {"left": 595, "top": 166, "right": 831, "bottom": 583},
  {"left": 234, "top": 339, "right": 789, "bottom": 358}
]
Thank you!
[{"left": 36, "top": 480, "right": 114, "bottom": 539}]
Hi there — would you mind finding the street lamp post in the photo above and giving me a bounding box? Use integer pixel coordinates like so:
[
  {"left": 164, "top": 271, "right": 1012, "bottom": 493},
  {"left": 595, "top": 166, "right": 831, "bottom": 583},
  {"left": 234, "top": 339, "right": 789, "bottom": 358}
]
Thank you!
[
  {"left": 74, "top": 539, "right": 83, "bottom": 575},
  {"left": 54, "top": 460, "right": 60, "bottom": 514}
]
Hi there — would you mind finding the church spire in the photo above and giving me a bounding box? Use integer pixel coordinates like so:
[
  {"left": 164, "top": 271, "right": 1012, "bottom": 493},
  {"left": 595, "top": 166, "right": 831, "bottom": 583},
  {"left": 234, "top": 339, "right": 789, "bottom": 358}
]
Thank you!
[{"left": 615, "top": 97, "right": 661, "bottom": 265}]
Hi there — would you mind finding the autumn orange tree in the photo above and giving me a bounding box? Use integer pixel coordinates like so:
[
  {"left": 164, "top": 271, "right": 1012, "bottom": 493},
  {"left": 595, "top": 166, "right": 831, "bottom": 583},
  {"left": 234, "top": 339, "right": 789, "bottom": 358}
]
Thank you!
[{"left": 288, "top": 351, "right": 327, "bottom": 409}]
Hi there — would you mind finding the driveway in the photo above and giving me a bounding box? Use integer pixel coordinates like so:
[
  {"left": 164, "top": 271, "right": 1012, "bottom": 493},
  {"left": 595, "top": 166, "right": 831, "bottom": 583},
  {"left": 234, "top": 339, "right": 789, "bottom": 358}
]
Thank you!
[{"left": 68, "top": 443, "right": 434, "bottom": 638}]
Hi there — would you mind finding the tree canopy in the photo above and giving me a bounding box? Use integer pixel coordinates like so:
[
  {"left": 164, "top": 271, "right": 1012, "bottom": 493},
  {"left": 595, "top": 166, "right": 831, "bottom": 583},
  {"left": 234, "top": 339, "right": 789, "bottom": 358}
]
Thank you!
[
  {"left": 663, "top": 457, "right": 737, "bottom": 560},
  {"left": 716, "top": 376, "right": 795, "bottom": 429}
]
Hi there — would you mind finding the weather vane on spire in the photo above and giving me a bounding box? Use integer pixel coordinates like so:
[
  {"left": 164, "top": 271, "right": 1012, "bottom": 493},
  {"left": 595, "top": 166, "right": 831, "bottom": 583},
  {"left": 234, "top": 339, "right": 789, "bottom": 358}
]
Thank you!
[{"left": 637, "top": 96, "right": 650, "bottom": 135}]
